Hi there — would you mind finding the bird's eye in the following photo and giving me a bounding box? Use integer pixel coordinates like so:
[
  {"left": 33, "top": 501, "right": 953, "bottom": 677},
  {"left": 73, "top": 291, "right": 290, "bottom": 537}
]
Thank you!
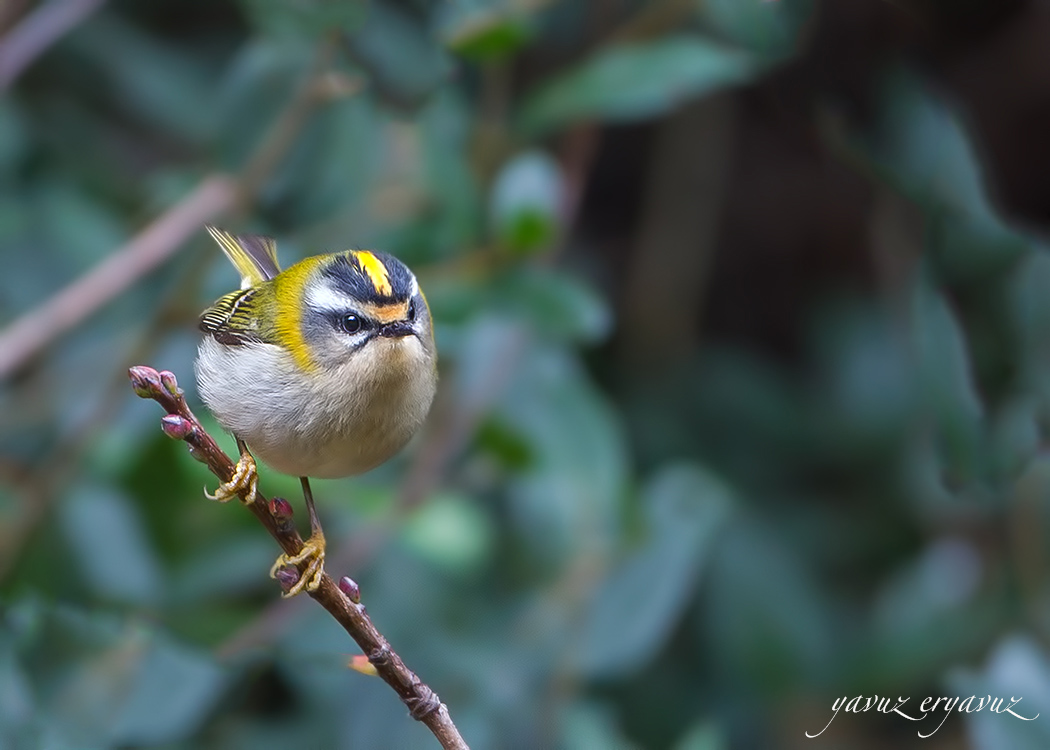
[
  {"left": 408, "top": 299, "right": 417, "bottom": 320},
  {"left": 340, "top": 313, "right": 362, "bottom": 334}
]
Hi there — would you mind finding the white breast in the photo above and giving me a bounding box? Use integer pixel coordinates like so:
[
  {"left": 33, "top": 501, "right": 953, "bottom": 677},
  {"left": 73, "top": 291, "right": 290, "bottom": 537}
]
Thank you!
[{"left": 195, "top": 336, "right": 437, "bottom": 478}]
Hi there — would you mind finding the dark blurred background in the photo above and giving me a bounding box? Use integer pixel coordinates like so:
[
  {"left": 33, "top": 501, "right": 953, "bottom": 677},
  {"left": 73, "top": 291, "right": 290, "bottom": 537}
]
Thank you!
[{"left": 3, "top": 0, "right": 1050, "bottom": 748}]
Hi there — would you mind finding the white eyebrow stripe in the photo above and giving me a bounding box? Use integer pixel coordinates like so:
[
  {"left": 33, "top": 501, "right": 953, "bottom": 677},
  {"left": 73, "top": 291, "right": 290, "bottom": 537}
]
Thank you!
[{"left": 307, "top": 283, "right": 357, "bottom": 313}]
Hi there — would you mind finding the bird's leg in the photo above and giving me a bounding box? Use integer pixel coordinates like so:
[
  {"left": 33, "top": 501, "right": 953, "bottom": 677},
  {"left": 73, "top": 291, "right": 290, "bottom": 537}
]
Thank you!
[
  {"left": 269, "top": 476, "right": 326, "bottom": 597},
  {"left": 205, "top": 437, "right": 258, "bottom": 504}
]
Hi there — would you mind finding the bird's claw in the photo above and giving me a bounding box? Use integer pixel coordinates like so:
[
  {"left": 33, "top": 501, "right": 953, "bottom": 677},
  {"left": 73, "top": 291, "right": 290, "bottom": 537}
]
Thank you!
[
  {"left": 270, "top": 531, "right": 326, "bottom": 597},
  {"left": 205, "top": 452, "right": 258, "bottom": 504}
]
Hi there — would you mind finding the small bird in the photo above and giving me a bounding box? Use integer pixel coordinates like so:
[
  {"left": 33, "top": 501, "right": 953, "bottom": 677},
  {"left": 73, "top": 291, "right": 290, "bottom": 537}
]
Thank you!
[{"left": 194, "top": 227, "right": 438, "bottom": 596}]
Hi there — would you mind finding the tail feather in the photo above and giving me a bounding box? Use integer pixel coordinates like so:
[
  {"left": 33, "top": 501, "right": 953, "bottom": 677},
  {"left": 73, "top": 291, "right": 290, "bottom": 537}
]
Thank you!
[{"left": 205, "top": 226, "right": 281, "bottom": 288}]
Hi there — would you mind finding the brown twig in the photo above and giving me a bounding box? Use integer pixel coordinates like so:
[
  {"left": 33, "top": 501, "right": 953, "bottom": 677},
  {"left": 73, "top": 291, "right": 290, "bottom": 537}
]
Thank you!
[
  {"left": 127, "top": 365, "right": 469, "bottom": 750},
  {"left": 0, "top": 0, "right": 106, "bottom": 89}
]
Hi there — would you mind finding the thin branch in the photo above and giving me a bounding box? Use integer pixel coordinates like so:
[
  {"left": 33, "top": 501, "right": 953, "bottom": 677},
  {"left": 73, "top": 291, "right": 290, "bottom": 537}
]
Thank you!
[
  {"left": 127, "top": 365, "right": 469, "bottom": 750},
  {"left": 0, "top": 176, "right": 240, "bottom": 379},
  {"left": 0, "top": 0, "right": 106, "bottom": 89},
  {"left": 0, "top": 0, "right": 34, "bottom": 36}
]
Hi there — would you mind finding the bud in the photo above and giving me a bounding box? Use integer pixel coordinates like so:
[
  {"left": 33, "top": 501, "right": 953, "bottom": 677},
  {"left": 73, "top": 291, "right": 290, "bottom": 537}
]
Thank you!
[
  {"left": 274, "top": 566, "right": 300, "bottom": 593},
  {"left": 270, "top": 497, "right": 294, "bottom": 519},
  {"left": 348, "top": 654, "right": 379, "bottom": 677},
  {"left": 338, "top": 576, "right": 361, "bottom": 603},
  {"left": 160, "top": 414, "right": 194, "bottom": 440},
  {"left": 128, "top": 366, "right": 162, "bottom": 398},
  {"left": 159, "top": 370, "right": 182, "bottom": 398}
]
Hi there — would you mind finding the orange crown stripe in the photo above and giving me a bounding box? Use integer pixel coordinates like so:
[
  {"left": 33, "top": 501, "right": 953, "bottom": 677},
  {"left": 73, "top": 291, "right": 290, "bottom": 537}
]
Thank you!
[{"left": 355, "top": 251, "right": 393, "bottom": 297}]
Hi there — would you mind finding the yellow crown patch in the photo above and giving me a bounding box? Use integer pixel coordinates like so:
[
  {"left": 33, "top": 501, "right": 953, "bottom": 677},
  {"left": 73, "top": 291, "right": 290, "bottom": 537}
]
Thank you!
[{"left": 355, "top": 251, "right": 393, "bottom": 297}]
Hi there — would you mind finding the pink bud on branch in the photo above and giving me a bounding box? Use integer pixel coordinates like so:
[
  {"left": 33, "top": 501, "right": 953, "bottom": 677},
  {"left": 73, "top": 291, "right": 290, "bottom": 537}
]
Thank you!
[
  {"left": 160, "top": 414, "right": 195, "bottom": 440},
  {"left": 339, "top": 575, "right": 362, "bottom": 603}
]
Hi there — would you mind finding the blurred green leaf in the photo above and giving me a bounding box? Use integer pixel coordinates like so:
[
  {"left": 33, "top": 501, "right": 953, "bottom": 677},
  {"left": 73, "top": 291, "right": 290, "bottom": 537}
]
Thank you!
[
  {"left": 988, "top": 397, "right": 1040, "bottom": 482},
  {"left": 32, "top": 180, "right": 125, "bottom": 268},
  {"left": 48, "top": 630, "right": 145, "bottom": 747},
  {"left": 207, "top": 717, "right": 318, "bottom": 750},
  {"left": 874, "top": 537, "right": 982, "bottom": 636},
  {"left": 215, "top": 38, "right": 315, "bottom": 168},
  {"left": 498, "top": 266, "right": 613, "bottom": 344},
  {"left": 520, "top": 35, "right": 756, "bottom": 133},
  {"left": 443, "top": 7, "right": 534, "bottom": 61},
  {"left": 169, "top": 533, "right": 276, "bottom": 602},
  {"left": 932, "top": 215, "right": 1029, "bottom": 282},
  {"left": 859, "top": 70, "right": 1032, "bottom": 279},
  {"left": 263, "top": 96, "right": 380, "bottom": 225},
  {"left": 499, "top": 344, "right": 628, "bottom": 564},
  {"left": 955, "top": 636, "right": 1050, "bottom": 750},
  {"left": 812, "top": 302, "right": 917, "bottom": 446},
  {"left": 69, "top": 13, "right": 218, "bottom": 142},
  {"left": 700, "top": 0, "right": 815, "bottom": 59},
  {"left": 630, "top": 350, "right": 814, "bottom": 485},
  {"left": 238, "top": 0, "right": 366, "bottom": 37},
  {"left": 58, "top": 487, "right": 163, "bottom": 605},
  {"left": 415, "top": 89, "right": 483, "bottom": 258},
  {"left": 109, "top": 636, "right": 226, "bottom": 745},
  {"left": 6, "top": 601, "right": 227, "bottom": 749},
  {"left": 700, "top": 519, "right": 834, "bottom": 692},
  {"left": 444, "top": 313, "right": 527, "bottom": 400},
  {"left": 345, "top": 3, "right": 454, "bottom": 107},
  {"left": 0, "top": 646, "right": 35, "bottom": 748},
  {"left": 400, "top": 492, "right": 494, "bottom": 573},
  {"left": 872, "top": 71, "right": 989, "bottom": 219},
  {"left": 475, "top": 416, "right": 535, "bottom": 470},
  {"left": 672, "top": 720, "right": 728, "bottom": 750},
  {"left": 1007, "top": 250, "right": 1050, "bottom": 407},
  {"left": 0, "top": 99, "right": 27, "bottom": 175},
  {"left": 911, "top": 276, "right": 985, "bottom": 483},
  {"left": 562, "top": 701, "right": 639, "bottom": 750},
  {"left": 491, "top": 150, "right": 565, "bottom": 254},
  {"left": 575, "top": 464, "right": 732, "bottom": 679}
]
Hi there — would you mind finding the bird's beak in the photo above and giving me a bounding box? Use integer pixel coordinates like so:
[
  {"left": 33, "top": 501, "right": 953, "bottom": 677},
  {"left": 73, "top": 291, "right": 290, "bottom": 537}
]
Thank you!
[{"left": 379, "top": 321, "right": 414, "bottom": 339}]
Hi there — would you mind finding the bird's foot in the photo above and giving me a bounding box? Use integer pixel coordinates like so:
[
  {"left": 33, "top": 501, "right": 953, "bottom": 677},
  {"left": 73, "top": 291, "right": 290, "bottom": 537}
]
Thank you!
[
  {"left": 270, "top": 530, "right": 326, "bottom": 597},
  {"left": 205, "top": 452, "right": 258, "bottom": 504}
]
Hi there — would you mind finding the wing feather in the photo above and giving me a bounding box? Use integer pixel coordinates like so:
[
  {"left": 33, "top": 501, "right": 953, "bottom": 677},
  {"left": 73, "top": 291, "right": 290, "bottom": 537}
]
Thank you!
[
  {"left": 199, "top": 288, "right": 272, "bottom": 345},
  {"left": 205, "top": 226, "right": 281, "bottom": 289}
]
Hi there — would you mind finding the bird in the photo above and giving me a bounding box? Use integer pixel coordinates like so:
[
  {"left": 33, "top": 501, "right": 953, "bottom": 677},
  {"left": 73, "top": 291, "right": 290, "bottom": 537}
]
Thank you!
[{"left": 194, "top": 226, "right": 438, "bottom": 596}]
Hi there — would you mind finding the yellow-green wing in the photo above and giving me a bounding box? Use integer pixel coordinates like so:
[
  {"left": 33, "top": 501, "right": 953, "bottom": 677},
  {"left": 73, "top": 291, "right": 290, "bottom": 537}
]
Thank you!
[
  {"left": 206, "top": 226, "right": 281, "bottom": 289},
  {"left": 199, "top": 288, "right": 275, "bottom": 345}
]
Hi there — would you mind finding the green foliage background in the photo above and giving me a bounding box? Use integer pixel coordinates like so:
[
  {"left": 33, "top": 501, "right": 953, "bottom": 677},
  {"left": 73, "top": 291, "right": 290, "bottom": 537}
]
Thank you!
[{"left": 2, "top": 0, "right": 1049, "bottom": 748}]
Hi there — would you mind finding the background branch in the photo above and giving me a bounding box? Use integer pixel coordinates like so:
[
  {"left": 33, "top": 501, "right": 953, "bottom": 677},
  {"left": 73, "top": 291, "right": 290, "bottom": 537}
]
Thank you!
[
  {"left": 0, "top": 37, "right": 343, "bottom": 381},
  {"left": 127, "top": 365, "right": 469, "bottom": 750},
  {"left": 0, "top": 176, "right": 239, "bottom": 378},
  {"left": 0, "top": 0, "right": 106, "bottom": 89}
]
